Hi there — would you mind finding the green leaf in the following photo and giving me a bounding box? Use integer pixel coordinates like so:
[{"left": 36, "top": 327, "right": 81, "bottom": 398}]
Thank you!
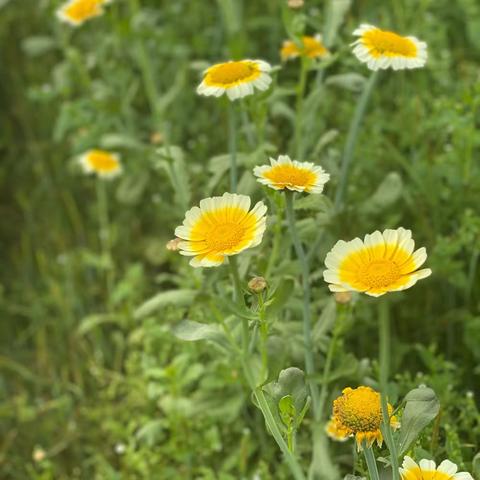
[
  {"left": 326, "top": 73, "right": 367, "bottom": 92},
  {"left": 116, "top": 171, "right": 149, "bottom": 205},
  {"left": 77, "top": 314, "right": 120, "bottom": 336},
  {"left": 361, "top": 172, "right": 403, "bottom": 215},
  {"left": 135, "top": 419, "right": 165, "bottom": 446},
  {"left": 279, "top": 395, "right": 296, "bottom": 427},
  {"left": 266, "top": 277, "right": 295, "bottom": 317},
  {"left": 398, "top": 387, "right": 440, "bottom": 455},
  {"left": 216, "top": 295, "right": 257, "bottom": 321},
  {"left": 134, "top": 289, "right": 197, "bottom": 319},
  {"left": 323, "top": 0, "right": 352, "bottom": 47},
  {"left": 472, "top": 451, "right": 480, "bottom": 478},
  {"left": 172, "top": 320, "right": 223, "bottom": 343},
  {"left": 21, "top": 36, "right": 57, "bottom": 57}
]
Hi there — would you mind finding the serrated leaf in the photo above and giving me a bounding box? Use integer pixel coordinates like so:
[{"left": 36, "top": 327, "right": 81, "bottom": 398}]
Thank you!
[
  {"left": 398, "top": 387, "right": 440, "bottom": 455},
  {"left": 134, "top": 289, "right": 197, "bottom": 319}
]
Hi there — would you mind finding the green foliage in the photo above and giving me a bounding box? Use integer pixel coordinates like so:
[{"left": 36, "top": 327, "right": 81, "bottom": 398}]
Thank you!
[{"left": 1, "top": 0, "right": 479, "bottom": 479}]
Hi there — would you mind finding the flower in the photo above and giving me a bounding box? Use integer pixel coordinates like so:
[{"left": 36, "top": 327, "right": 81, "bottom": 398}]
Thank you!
[
  {"left": 248, "top": 276, "right": 267, "bottom": 293},
  {"left": 79, "top": 149, "right": 122, "bottom": 179},
  {"left": 352, "top": 24, "right": 427, "bottom": 71},
  {"left": 174, "top": 193, "right": 267, "bottom": 268},
  {"left": 281, "top": 35, "right": 330, "bottom": 61},
  {"left": 332, "top": 386, "right": 399, "bottom": 450},
  {"left": 253, "top": 155, "right": 330, "bottom": 194},
  {"left": 323, "top": 227, "right": 432, "bottom": 297},
  {"left": 399, "top": 456, "right": 474, "bottom": 480},
  {"left": 325, "top": 417, "right": 349, "bottom": 442},
  {"left": 56, "top": 0, "right": 108, "bottom": 26},
  {"left": 197, "top": 60, "right": 272, "bottom": 101}
]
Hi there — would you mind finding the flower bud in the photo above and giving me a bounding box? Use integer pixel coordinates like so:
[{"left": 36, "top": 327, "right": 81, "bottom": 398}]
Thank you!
[
  {"left": 248, "top": 276, "right": 267, "bottom": 293},
  {"left": 166, "top": 238, "right": 182, "bottom": 251},
  {"left": 287, "top": 0, "right": 304, "bottom": 8},
  {"left": 334, "top": 291, "right": 352, "bottom": 304}
]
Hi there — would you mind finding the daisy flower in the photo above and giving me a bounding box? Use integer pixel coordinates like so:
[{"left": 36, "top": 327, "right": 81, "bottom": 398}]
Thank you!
[
  {"left": 174, "top": 193, "right": 267, "bottom": 268},
  {"left": 352, "top": 24, "right": 427, "bottom": 71},
  {"left": 281, "top": 35, "right": 330, "bottom": 61},
  {"left": 399, "top": 456, "right": 474, "bottom": 480},
  {"left": 79, "top": 149, "right": 122, "bottom": 179},
  {"left": 197, "top": 60, "right": 272, "bottom": 101},
  {"left": 253, "top": 155, "right": 330, "bottom": 194},
  {"left": 323, "top": 227, "right": 432, "bottom": 297},
  {"left": 332, "top": 386, "right": 400, "bottom": 450},
  {"left": 56, "top": 0, "right": 108, "bottom": 26}
]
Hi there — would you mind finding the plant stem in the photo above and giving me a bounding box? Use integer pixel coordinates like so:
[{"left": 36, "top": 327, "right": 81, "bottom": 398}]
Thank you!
[
  {"left": 228, "top": 256, "right": 248, "bottom": 350},
  {"left": 228, "top": 101, "right": 238, "bottom": 192},
  {"left": 229, "top": 258, "right": 305, "bottom": 480},
  {"left": 379, "top": 300, "right": 400, "bottom": 480},
  {"left": 363, "top": 445, "right": 380, "bottom": 480},
  {"left": 317, "top": 304, "right": 349, "bottom": 418},
  {"left": 266, "top": 197, "right": 284, "bottom": 277},
  {"left": 284, "top": 192, "right": 320, "bottom": 420},
  {"left": 241, "top": 359, "right": 306, "bottom": 480},
  {"left": 334, "top": 70, "right": 379, "bottom": 211},
  {"left": 96, "top": 179, "right": 113, "bottom": 309},
  {"left": 294, "top": 57, "right": 309, "bottom": 158}
]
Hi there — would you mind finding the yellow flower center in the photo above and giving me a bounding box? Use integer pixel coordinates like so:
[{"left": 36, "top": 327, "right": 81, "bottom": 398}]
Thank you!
[
  {"left": 204, "top": 61, "right": 261, "bottom": 87},
  {"left": 363, "top": 29, "right": 417, "bottom": 58},
  {"left": 358, "top": 259, "right": 401, "bottom": 289},
  {"left": 206, "top": 222, "right": 246, "bottom": 251},
  {"left": 264, "top": 164, "right": 317, "bottom": 190},
  {"left": 333, "top": 387, "right": 383, "bottom": 433},
  {"left": 64, "top": 0, "right": 102, "bottom": 22},
  {"left": 87, "top": 150, "right": 119, "bottom": 172}
]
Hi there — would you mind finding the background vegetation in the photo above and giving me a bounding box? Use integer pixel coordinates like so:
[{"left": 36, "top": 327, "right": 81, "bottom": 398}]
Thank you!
[{"left": 1, "top": 0, "right": 479, "bottom": 478}]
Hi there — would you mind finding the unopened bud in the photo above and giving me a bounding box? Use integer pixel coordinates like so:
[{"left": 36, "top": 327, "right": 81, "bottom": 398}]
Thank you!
[
  {"left": 166, "top": 238, "right": 182, "bottom": 251},
  {"left": 150, "top": 131, "right": 163, "bottom": 145},
  {"left": 334, "top": 291, "right": 352, "bottom": 304},
  {"left": 248, "top": 276, "right": 267, "bottom": 293},
  {"left": 32, "top": 447, "right": 46, "bottom": 462},
  {"left": 287, "top": 0, "right": 304, "bottom": 8}
]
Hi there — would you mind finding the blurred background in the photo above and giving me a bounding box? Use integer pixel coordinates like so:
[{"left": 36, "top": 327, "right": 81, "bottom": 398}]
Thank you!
[{"left": 1, "top": 0, "right": 479, "bottom": 478}]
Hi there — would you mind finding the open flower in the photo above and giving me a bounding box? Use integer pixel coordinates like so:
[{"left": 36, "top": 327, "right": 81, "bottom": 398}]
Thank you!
[
  {"left": 253, "top": 155, "right": 330, "bottom": 194},
  {"left": 197, "top": 60, "right": 272, "bottom": 101},
  {"left": 174, "top": 193, "right": 267, "bottom": 267},
  {"left": 56, "top": 0, "right": 108, "bottom": 26},
  {"left": 323, "top": 227, "right": 431, "bottom": 297},
  {"left": 352, "top": 24, "right": 427, "bottom": 71},
  {"left": 281, "top": 35, "right": 330, "bottom": 61},
  {"left": 332, "top": 386, "right": 399, "bottom": 450},
  {"left": 400, "top": 456, "right": 474, "bottom": 480},
  {"left": 79, "top": 149, "right": 122, "bottom": 179}
]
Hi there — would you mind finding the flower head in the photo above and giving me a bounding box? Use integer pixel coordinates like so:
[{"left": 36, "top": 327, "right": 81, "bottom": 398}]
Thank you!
[
  {"left": 253, "top": 155, "right": 330, "bottom": 194},
  {"left": 400, "top": 456, "right": 474, "bottom": 480},
  {"left": 332, "top": 386, "right": 399, "bottom": 450},
  {"left": 174, "top": 193, "right": 267, "bottom": 268},
  {"left": 352, "top": 24, "right": 427, "bottom": 71},
  {"left": 281, "top": 35, "right": 330, "bottom": 61},
  {"left": 79, "top": 149, "right": 122, "bottom": 179},
  {"left": 56, "top": 0, "right": 108, "bottom": 26},
  {"left": 323, "top": 227, "right": 431, "bottom": 297},
  {"left": 197, "top": 60, "right": 272, "bottom": 101}
]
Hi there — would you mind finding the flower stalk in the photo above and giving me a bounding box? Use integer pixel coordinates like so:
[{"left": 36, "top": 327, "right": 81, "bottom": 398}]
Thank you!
[
  {"left": 228, "top": 101, "right": 238, "bottom": 192},
  {"left": 285, "top": 192, "right": 320, "bottom": 421},
  {"left": 379, "top": 300, "right": 400, "bottom": 480},
  {"left": 334, "top": 70, "right": 379, "bottom": 211}
]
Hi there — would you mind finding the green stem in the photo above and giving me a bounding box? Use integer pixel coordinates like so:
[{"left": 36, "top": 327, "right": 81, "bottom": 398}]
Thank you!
[
  {"left": 284, "top": 192, "right": 320, "bottom": 420},
  {"left": 128, "top": 0, "right": 161, "bottom": 121},
  {"left": 363, "top": 445, "right": 380, "bottom": 480},
  {"left": 228, "top": 256, "right": 247, "bottom": 351},
  {"left": 379, "top": 300, "right": 399, "bottom": 480},
  {"left": 96, "top": 179, "right": 113, "bottom": 309},
  {"left": 334, "top": 70, "right": 379, "bottom": 211},
  {"left": 294, "top": 58, "right": 309, "bottom": 158},
  {"left": 242, "top": 360, "right": 306, "bottom": 480},
  {"left": 266, "top": 198, "right": 283, "bottom": 277},
  {"left": 229, "top": 258, "right": 305, "bottom": 480},
  {"left": 317, "top": 304, "right": 348, "bottom": 418},
  {"left": 229, "top": 102, "right": 238, "bottom": 192}
]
